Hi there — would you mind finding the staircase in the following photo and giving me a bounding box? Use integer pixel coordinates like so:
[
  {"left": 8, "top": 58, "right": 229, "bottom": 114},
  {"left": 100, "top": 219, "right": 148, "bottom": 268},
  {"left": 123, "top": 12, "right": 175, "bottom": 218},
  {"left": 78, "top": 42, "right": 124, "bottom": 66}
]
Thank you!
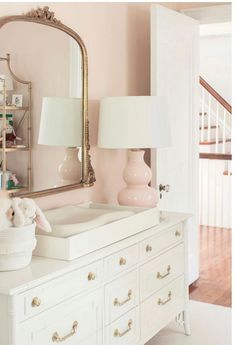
[
  {"left": 199, "top": 77, "right": 232, "bottom": 162},
  {"left": 199, "top": 77, "right": 232, "bottom": 228}
]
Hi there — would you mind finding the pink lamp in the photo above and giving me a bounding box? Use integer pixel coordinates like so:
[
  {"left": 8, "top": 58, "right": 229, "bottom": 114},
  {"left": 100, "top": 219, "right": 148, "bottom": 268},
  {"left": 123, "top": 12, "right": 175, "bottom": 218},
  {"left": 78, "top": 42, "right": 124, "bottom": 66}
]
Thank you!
[
  {"left": 98, "top": 96, "right": 171, "bottom": 207},
  {"left": 38, "top": 97, "right": 82, "bottom": 183}
]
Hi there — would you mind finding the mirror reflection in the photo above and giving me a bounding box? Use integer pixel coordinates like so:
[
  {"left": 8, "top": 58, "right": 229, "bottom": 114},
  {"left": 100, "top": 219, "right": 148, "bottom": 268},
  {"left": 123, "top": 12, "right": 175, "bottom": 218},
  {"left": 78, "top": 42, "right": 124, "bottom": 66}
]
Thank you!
[{"left": 0, "top": 21, "right": 83, "bottom": 194}]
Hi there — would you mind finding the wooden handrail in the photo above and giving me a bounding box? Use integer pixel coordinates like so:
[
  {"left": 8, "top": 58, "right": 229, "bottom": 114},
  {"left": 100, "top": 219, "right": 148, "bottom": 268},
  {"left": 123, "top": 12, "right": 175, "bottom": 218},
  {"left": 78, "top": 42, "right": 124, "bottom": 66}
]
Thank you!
[{"left": 200, "top": 77, "right": 232, "bottom": 114}]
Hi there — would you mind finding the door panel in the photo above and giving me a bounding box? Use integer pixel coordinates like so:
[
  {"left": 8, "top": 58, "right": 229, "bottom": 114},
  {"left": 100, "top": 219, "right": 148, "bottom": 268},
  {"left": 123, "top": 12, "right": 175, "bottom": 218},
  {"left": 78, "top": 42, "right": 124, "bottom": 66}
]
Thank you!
[{"left": 151, "top": 4, "right": 199, "bottom": 283}]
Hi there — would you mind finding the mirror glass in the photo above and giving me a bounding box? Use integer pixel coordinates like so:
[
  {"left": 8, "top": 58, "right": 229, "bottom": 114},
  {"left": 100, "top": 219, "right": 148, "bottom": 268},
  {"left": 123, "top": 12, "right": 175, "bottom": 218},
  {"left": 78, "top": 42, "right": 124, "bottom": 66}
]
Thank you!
[{"left": 0, "top": 21, "right": 83, "bottom": 194}]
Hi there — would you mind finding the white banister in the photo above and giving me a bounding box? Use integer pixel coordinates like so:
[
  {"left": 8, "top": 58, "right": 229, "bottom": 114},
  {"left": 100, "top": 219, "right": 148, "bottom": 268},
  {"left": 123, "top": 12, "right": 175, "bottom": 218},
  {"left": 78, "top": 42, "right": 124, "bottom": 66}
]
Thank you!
[
  {"left": 215, "top": 102, "right": 219, "bottom": 153},
  {"left": 201, "top": 87, "right": 205, "bottom": 142}
]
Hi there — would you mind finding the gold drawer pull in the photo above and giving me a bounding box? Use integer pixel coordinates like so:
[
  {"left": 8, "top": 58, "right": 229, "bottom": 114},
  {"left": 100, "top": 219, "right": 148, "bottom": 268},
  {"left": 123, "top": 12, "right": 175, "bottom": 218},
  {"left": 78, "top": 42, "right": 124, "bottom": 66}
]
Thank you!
[
  {"left": 146, "top": 244, "right": 152, "bottom": 252},
  {"left": 114, "top": 319, "right": 133, "bottom": 337},
  {"left": 157, "top": 265, "right": 171, "bottom": 279},
  {"left": 114, "top": 289, "right": 132, "bottom": 306},
  {"left": 157, "top": 291, "right": 172, "bottom": 306},
  {"left": 119, "top": 257, "right": 127, "bottom": 266},
  {"left": 87, "top": 272, "right": 96, "bottom": 281},
  {"left": 175, "top": 230, "right": 181, "bottom": 237},
  {"left": 52, "top": 321, "right": 78, "bottom": 343},
  {"left": 31, "top": 297, "right": 41, "bottom": 308}
]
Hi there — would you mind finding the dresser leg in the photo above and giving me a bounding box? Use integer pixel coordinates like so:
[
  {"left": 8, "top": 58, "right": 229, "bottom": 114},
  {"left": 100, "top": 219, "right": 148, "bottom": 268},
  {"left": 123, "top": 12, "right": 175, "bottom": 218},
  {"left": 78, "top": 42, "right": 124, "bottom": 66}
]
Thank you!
[{"left": 183, "top": 310, "right": 191, "bottom": 336}]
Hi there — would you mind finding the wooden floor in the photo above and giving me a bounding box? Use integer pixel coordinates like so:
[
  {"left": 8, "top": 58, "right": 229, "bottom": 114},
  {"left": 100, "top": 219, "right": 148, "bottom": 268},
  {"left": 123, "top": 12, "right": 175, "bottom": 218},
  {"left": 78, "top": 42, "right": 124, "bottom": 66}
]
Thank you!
[{"left": 189, "top": 226, "right": 231, "bottom": 307}]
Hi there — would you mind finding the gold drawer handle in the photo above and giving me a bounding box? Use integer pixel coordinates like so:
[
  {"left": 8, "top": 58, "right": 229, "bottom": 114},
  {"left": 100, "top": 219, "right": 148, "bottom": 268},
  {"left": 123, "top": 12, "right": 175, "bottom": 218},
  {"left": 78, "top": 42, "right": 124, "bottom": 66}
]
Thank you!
[
  {"left": 146, "top": 244, "right": 152, "bottom": 253},
  {"left": 119, "top": 257, "right": 127, "bottom": 266},
  {"left": 157, "top": 291, "right": 172, "bottom": 306},
  {"left": 52, "top": 321, "right": 78, "bottom": 343},
  {"left": 114, "top": 319, "right": 133, "bottom": 337},
  {"left": 88, "top": 272, "right": 96, "bottom": 281},
  {"left": 114, "top": 289, "right": 132, "bottom": 307},
  {"left": 175, "top": 230, "right": 181, "bottom": 237},
  {"left": 157, "top": 265, "right": 171, "bottom": 279},
  {"left": 31, "top": 297, "right": 41, "bottom": 308}
]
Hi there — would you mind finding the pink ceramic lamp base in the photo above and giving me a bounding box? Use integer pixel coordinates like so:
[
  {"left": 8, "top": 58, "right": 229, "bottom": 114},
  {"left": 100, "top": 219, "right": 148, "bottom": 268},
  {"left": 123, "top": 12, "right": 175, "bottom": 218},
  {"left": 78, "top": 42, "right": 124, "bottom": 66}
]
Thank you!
[
  {"left": 58, "top": 147, "right": 82, "bottom": 183},
  {"left": 118, "top": 149, "right": 157, "bottom": 208}
]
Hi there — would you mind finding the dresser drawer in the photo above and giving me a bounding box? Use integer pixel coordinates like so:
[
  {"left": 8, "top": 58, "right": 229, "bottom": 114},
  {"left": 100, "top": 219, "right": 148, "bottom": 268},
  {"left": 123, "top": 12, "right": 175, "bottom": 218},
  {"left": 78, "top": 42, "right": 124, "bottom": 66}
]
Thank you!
[
  {"left": 105, "top": 307, "right": 140, "bottom": 345},
  {"left": 104, "top": 244, "right": 139, "bottom": 279},
  {"left": 140, "top": 243, "right": 184, "bottom": 301},
  {"left": 20, "top": 330, "right": 102, "bottom": 345},
  {"left": 105, "top": 270, "right": 139, "bottom": 325},
  {"left": 141, "top": 276, "right": 185, "bottom": 342},
  {"left": 140, "top": 223, "right": 183, "bottom": 260},
  {"left": 80, "top": 331, "right": 102, "bottom": 345},
  {"left": 20, "top": 260, "right": 102, "bottom": 320},
  {"left": 20, "top": 290, "right": 102, "bottom": 345}
]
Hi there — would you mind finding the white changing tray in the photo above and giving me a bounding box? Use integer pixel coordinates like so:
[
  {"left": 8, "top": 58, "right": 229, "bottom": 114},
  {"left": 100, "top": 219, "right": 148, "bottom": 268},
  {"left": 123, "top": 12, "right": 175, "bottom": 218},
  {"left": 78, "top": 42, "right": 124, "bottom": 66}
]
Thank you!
[{"left": 34, "top": 203, "right": 160, "bottom": 260}]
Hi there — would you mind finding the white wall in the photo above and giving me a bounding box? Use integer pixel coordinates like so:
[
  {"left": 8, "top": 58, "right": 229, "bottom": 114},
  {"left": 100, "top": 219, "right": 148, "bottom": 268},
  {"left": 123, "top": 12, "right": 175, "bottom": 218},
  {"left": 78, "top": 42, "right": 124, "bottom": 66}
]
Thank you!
[{"left": 200, "top": 33, "right": 232, "bottom": 103}]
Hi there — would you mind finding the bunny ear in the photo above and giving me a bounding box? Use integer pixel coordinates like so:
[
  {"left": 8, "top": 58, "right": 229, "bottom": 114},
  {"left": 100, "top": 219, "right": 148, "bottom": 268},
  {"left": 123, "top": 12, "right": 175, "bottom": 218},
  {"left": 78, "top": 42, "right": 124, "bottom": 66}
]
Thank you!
[{"left": 34, "top": 203, "right": 52, "bottom": 232}]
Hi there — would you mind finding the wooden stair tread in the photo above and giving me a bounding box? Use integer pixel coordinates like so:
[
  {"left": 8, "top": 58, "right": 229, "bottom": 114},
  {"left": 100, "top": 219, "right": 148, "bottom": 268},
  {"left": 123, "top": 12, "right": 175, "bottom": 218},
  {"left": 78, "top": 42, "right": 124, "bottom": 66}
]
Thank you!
[
  {"left": 223, "top": 170, "right": 232, "bottom": 176},
  {"left": 199, "top": 153, "right": 232, "bottom": 160},
  {"left": 199, "top": 125, "right": 218, "bottom": 130},
  {"left": 200, "top": 139, "right": 231, "bottom": 145}
]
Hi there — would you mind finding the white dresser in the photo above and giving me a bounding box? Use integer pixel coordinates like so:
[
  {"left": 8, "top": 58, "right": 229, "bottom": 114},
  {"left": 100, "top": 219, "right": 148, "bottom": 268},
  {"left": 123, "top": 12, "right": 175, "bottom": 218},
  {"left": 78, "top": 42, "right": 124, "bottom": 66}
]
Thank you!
[{"left": 0, "top": 211, "right": 190, "bottom": 345}]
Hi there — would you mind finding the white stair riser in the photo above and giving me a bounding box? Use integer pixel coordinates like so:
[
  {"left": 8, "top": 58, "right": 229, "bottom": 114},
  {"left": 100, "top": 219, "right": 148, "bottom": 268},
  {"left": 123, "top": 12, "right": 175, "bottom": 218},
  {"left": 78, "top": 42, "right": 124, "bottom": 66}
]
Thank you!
[
  {"left": 199, "top": 115, "right": 216, "bottom": 125},
  {"left": 199, "top": 141, "right": 231, "bottom": 154},
  {"left": 199, "top": 128, "right": 222, "bottom": 141}
]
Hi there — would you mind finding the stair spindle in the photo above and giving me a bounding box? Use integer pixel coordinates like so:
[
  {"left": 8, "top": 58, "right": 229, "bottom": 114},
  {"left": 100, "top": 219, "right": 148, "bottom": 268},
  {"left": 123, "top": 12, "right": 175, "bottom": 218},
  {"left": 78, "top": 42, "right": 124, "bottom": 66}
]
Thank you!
[
  {"left": 222, "top": 108, "right": 226, "bottom": 154},
  {"left": 215, "top": 102, "right": 219, "bottom": 154},
  {"left": 207, "top": 94, "right": 211, "bottom": 142},
  {"left": 201, "top": 87, "right": 205, "bottom": 142}
]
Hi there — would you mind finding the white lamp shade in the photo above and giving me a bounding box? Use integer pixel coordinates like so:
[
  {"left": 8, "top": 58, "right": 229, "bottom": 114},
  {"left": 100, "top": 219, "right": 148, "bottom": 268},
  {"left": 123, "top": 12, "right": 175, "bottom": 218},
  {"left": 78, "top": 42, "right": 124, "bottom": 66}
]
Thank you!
[
  {"left": 98, "top": 96, "right": 171, "bottom": 149},
  {"left": 0, "top": 74, "right": 13, "bottom": 91},
  {"left": 38, "top": 97, "right": 82, "bottom": 147}
]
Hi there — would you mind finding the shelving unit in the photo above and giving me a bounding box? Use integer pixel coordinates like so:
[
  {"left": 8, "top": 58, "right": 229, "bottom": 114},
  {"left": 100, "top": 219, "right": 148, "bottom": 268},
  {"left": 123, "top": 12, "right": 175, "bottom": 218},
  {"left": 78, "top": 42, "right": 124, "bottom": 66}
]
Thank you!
[
  {"left": 0, "top": 147, "right": 29, "bottom": 153},
  {"left": 0, "top": 54, "right": 32, "bottom": 194}
]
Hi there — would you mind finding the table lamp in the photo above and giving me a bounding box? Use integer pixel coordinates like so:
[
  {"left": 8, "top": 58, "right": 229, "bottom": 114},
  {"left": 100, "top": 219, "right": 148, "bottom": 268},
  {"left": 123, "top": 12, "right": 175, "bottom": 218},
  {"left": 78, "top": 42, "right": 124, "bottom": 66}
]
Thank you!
[
  {"left": 98, "top": 96, "right": 171, "bottom": 207},
  {"left": 38, "top": 97, "right": 82, "bottom": 183}
]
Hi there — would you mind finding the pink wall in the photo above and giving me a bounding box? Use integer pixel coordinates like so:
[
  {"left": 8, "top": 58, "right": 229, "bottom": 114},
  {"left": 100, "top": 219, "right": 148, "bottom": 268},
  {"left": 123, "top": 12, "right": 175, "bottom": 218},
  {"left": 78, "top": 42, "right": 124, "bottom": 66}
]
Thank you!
[{"left": 0, "top": 2, "right": 220, "bottom": 210}]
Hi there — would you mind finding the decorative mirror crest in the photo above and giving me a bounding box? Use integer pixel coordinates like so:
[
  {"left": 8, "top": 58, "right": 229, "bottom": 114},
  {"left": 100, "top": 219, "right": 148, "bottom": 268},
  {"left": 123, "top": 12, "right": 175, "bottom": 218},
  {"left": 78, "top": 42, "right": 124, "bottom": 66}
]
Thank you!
[{"left": 26, "top": 6, "right": 61, "bottom": 24}]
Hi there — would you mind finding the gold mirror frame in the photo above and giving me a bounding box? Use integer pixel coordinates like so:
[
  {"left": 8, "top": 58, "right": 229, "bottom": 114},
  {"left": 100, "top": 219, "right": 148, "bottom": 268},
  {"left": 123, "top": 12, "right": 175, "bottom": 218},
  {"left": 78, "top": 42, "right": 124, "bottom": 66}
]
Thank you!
[{"left": 0, "top": 6, "right": 95, "bottom": 198}]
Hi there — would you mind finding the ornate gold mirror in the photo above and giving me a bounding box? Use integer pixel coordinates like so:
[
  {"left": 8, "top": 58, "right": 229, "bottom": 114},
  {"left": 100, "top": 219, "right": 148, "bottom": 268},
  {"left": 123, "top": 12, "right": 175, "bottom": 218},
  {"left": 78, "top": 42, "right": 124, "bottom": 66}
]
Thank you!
[{"left": 0, "top": 6, "right": 95, "bottom": 197}]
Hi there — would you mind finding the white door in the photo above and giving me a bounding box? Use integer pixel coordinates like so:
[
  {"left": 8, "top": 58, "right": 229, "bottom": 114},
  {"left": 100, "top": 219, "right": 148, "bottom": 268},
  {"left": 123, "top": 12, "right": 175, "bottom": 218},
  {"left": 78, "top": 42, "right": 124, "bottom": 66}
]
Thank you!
[{"left": 151, "top": 5, "right": 199, "bottom": 284}]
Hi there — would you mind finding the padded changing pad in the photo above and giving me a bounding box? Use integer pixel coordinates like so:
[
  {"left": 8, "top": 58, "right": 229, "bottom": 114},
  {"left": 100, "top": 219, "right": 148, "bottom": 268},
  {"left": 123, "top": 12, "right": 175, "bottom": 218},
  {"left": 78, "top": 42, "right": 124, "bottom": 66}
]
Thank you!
[{"left": 39, "top": 205, "right": 135, "bottom": 238}]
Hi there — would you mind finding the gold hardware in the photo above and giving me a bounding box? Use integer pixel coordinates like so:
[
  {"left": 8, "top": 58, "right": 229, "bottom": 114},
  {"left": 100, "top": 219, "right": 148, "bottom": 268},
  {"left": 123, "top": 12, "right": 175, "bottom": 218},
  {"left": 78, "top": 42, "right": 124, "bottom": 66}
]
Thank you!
[
  {"left": 157, "top": 265, "right": 171, "bottom": 279},
  {"left": 87, "top": 272, "right": 96, "bottom": 281},
  {"left": 146, "top": 244, "right": 152, "bottom": 252},
  {"left": 175, "top": 230, "right": 181, "bottom": 237},
  {"left": 119, "top": 257, "right": 127, "bottom": 266},
  {"left": 31, "top": 297, "right": 41, "bottom": 307},
  {"left": 157, "top": 291, "right": 172, "bottom": 305},
  {"left": 114, "top": 319, "right": 133, "bottom": 337},
  {"left": 52, "top": 320, "right": 78, "bottom": 342},
  {"left": 114, "top": 290, "right": 132, "bottom": 307}
]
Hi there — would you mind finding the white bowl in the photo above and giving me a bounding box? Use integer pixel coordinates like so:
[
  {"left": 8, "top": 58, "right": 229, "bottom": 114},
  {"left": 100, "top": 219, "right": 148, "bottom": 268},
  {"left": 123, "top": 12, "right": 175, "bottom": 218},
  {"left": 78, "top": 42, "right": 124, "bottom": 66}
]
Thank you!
[{"left": 0, "top": 223, "right": 36, "bottom": 271}]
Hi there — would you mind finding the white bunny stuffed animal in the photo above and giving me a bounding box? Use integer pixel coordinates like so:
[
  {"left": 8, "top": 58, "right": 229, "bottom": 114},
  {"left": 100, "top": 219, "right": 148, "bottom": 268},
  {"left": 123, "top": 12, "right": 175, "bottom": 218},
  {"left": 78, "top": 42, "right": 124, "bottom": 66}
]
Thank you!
[
  {"left": 0, "top": 197, "right": 13, "bottom": 231},
  {"left": 12, "top": 198, "right": 51, "bottom": 232}
]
